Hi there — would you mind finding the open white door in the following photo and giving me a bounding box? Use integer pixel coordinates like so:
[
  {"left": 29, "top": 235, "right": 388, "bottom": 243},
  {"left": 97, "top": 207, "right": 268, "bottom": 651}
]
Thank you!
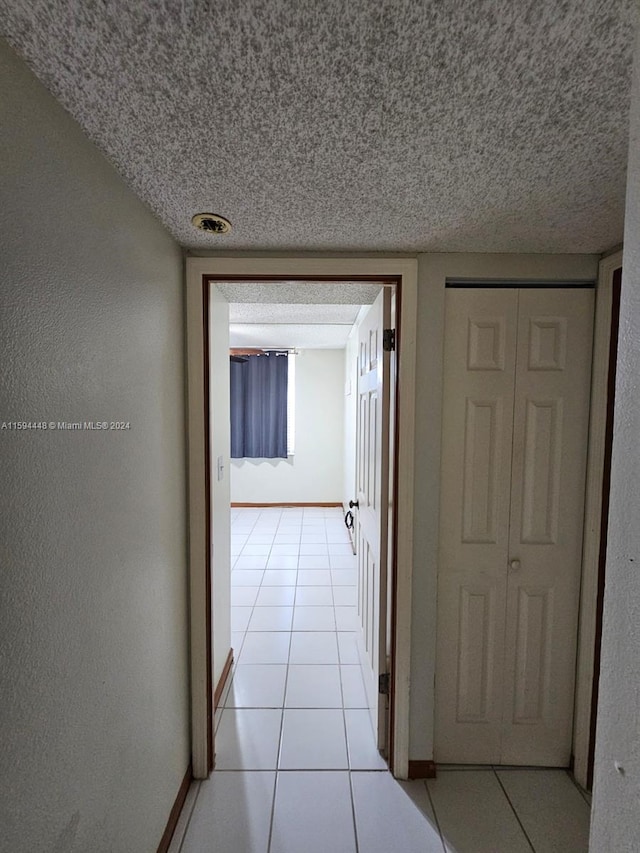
[{"left": 354, "top": 288, "right": 391, "bottom": 750}]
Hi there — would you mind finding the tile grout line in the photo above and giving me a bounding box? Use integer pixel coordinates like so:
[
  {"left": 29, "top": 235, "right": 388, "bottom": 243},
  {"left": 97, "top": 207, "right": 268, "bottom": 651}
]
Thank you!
[
  {"left": 422, "top": 778, "right": 448, "bottom": 853},
  {"left": 492, "top": 768, "right": 537, "bottom": 853},
  {"left": 176, "top": 780, "right": 202, "bottom": 853}
]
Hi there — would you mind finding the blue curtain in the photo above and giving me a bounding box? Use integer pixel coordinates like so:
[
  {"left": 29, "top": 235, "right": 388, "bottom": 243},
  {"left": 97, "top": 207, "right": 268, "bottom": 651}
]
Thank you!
[{"left": 230, "top": 352, "right": 288, "bottom": 458}]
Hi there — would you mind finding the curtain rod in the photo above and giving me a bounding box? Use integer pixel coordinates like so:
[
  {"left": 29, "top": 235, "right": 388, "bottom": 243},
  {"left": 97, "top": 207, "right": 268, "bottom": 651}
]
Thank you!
[{"left": 229, "top": 348, "right": 299, "bottom": 356}]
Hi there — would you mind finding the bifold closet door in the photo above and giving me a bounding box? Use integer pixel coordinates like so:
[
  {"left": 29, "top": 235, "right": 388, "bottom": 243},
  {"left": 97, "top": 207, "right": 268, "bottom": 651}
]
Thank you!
[
  {"left": 436, "top": 289, "right": 519, "bottom": 763},
  {"left": 435, "top": 287, "right": 594, "bottom": 765}
]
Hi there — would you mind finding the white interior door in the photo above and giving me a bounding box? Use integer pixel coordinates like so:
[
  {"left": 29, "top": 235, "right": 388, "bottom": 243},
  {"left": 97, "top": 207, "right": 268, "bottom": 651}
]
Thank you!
[
  {"left": 435, "top": 287, "right": 594, "bottom": 765},
  {"left": 355, "top": 288, "right": 391, "bottom": 749}
]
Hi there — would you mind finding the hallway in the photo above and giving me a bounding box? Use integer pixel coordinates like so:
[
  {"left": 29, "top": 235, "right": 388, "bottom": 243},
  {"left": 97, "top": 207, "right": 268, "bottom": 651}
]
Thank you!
[{"left": 173, "top": 507, "right": 592, "bottom": 853}]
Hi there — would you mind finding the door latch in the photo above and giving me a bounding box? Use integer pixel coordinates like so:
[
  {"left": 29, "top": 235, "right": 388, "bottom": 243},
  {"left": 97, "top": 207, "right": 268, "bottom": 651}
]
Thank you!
[{"left": 378, "top": 673, "right": 390, "bottom": 695}]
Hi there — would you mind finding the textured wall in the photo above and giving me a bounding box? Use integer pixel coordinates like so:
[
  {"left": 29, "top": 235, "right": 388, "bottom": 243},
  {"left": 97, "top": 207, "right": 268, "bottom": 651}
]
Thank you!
[
  {"left": 590, "top": 22, "right": 640, "bottom": 852},
  {"left": 231, "top": 349, "right": 344, "bottom": 503},
  {"left": 0, "top": 40, "right": 189, "bottom": 853}
]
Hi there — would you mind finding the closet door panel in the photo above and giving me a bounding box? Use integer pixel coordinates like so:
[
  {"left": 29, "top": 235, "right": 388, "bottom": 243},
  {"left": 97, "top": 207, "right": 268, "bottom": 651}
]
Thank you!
[
  {"left": 502, "top": 289, "right": 594, "bottom": 765},
  {"left": 435, "top": 289, "right": 517, "bottom": 763}
]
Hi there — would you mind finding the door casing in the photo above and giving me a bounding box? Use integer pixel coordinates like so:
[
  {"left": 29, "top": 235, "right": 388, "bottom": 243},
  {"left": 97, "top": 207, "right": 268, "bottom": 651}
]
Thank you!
[{"left": 185, "top": 257, "right": 418, "bottom": 780}]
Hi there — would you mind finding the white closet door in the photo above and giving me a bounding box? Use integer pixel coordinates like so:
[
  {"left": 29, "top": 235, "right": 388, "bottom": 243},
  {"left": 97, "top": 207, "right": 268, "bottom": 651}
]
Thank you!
[
  {"left": 436, "top": 287, "right": 594, "bottom": 766},
  {"left": 501, "top": 288, "right": 594, "bottom": 765},
  {"left": 435, "top": 289, "right": 518, "bottom": 763}
]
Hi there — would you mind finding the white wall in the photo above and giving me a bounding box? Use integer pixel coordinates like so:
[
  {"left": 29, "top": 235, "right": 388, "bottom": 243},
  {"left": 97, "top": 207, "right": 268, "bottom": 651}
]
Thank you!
[
  {"left": 0, "top": 40, "right": 189, "bottom": 853},
  {"left": 590, "top": 22, "right": 640, "bottom": 850},
  {"left": 231, "top": 348, "right": 344, "bottom": 503}
]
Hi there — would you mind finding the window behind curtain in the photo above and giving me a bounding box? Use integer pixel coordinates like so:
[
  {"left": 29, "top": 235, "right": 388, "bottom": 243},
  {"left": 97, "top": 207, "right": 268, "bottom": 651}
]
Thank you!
[{"left": 230, "top": 351, "right": 288, "bottom": 459}]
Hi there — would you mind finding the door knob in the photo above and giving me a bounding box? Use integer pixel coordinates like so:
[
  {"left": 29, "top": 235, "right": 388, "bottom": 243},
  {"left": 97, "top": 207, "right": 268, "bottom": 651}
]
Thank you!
[
  {"left": 509, "top": 558, "right": 521, "bottom": 571},
  {"left": 349, "top": 499, "right": 359, "bottom": 509}
]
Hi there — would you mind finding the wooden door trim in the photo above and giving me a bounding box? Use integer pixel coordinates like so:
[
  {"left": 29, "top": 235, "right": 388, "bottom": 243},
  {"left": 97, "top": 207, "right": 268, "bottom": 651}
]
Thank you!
[
  {"left": 573, "top": 249, "right": 623, "bottom": 788},
  {"left": 185, "top": 256, "right": 417, "bottom": 780}
]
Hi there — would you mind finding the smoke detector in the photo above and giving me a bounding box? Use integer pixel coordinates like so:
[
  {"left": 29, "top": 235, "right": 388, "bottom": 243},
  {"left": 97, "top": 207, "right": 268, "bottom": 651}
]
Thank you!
[{"left": 191, "top": 213, "right": 232, "bottom": 234}]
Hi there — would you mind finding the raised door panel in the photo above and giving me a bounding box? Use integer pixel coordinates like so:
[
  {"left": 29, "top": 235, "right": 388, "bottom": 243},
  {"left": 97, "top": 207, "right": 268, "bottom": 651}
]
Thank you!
[
  {"left": 435, "top": 289, "right": 517, "bottom": 763},
  {"left": 502, "top": 289, "right": 594, "bottom": 765}
]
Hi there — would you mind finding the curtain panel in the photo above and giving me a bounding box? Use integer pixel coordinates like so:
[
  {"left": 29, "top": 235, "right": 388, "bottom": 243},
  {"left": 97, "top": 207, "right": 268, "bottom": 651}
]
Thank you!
[{"left": 230, "top": 352, "right": 288, "bottom": 459}]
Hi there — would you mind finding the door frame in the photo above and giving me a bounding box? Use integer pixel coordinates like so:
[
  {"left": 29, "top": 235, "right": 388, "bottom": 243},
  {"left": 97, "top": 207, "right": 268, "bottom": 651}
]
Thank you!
[
  {"left": 572, "top": 248, "right": 623, "bottom": 787},
  {"left": 185, "top": 256, "right": 418, "bottom": 780}
]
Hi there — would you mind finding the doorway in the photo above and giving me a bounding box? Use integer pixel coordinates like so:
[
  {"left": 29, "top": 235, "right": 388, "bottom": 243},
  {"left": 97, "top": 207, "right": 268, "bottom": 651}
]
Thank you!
[{"left": 185, "top": 258, "right": 418, "bottom": 780}]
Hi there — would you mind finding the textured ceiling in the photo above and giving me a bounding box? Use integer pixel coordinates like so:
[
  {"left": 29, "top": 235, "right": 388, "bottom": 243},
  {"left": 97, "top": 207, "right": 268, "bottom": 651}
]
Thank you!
[
  {"left": 230, "top": 323, "right": 353, "bottom": 349},
  {"left": 229, "top": 303, "right": 364, "bottom": 325},
  {"left": 217, "top": 281, "right": 382, "bottom": 304},
  {"left": 0, "top": 1, "right": 635, "bottom": 253}
]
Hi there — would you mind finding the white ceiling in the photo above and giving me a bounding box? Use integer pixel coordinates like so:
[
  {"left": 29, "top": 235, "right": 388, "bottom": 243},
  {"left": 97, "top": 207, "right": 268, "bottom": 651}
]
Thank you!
[
  {"left": 0, "top": 1, "right": 635, "bottom": 253},
  {"left": 229, "top": 323, "right": 356, "bottom": 349}
]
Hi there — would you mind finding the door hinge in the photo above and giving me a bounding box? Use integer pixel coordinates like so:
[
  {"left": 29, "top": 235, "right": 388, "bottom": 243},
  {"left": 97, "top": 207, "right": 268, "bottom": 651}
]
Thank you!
[
  {"left": 383, "top": 328, "right": 396, "bottom": 352},
  {"left": 378, "top": 672, "right": 391, "bottom": 695}
]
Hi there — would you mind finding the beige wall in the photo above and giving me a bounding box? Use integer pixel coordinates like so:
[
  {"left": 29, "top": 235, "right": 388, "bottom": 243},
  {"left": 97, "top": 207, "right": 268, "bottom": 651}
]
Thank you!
[
  {"left": 0, "top": 40, "right": 189, "bottom": 853},
  {"left": 590, "top": 22, "right": 640, "bottom": 851}
]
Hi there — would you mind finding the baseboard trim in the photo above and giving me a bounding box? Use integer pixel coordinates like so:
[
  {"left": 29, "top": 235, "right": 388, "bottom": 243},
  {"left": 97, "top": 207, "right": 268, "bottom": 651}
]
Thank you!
[
  {"left": 214, "top": 647, "right": 234, "bottom": 709},
  {"left": 407, "top": 760, "right": 437, "bottom": 779},
  {"left": 231, "top": 502, "right": 342, "bottom": 507},
  {"left": 157, "top": 765, "right": 192, "bottom": 853}
]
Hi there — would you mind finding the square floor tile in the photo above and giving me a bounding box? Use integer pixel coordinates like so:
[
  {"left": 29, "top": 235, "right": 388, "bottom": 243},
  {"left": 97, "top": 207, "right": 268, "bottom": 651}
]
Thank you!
[
  {"left": 289, "top": 632, "right": 340, "bottom": 664},
  {"left": 345, "top": 709, "right": 387, "bottom": 770},
  {"left": 270, "top": 544, "right": 299, "bottom": 556},
  {"left": 270, "top": 772, "right": 356, "bottom": 853},
  {"left": 263, "top": 570, "right": 298, "bottom": 586},
  {"left": 297, "top": 569, "right": 332, "bottom": 586},
  {"left": 341, "top": 665, "right": 368, "bottom": 708},
  {"left": 181, "top": 772, "right": 275, "bottom": 853},
  {"left": 352, "top": 772, "right": 444, "bottom": 853},
  {"left": 248, "top": 606, "right": 293, "bottom": 632},
  {"left": 231, "top": 606, "right": 253, "bottom": 633},
  {"left": 427, "top": 770, "right": 532, "bottom": 853},
  {"left": 328, "top": 544, "right": 355, "bottom": 556},
  {"left": 246, "top": 534, "right": 275, "bottom": 544},
  {"left": 331, "top": 569, "right": 357, "bottom": 586},
  {"left": 241, "top": 543, "right": 272, "bottom": 556},
  {"left": 239, "top": 632, "right": 291, "bottom": 664},
  {"left": 298, "top": 555, "right": 331, "bottom": 569},
  {"left": 255, "top": 586, "right": 296, "bottom": 606},
  {"left": 295, "top": 586, "right": 334, "bottom": 606},
  {"left": 292, "top": 605, "right": 336, "bottom": 631},
  {"left": 274, "top": 534, "right": 301, "bottom": 544},
  {"left": 232, "top": 570, "right": 265, "bottom": 586},
  {"left": 285, "top": 664, "right": 343, "bottom": 708},
  {"left": 225, "top": 664, "right": 288, "bottom": 708},
  {"left": 279, "top": 709, "right": 348, "bottom": 769},
  {"left": 337, "top": 632, "right": 360, "bottom": 664},
  {"left": 299, "top": 543, "right": 329, "bottom": 556},
  {"left": 267, "top": 556, "right": 299, "bottom": 570},
  {"left": 335, "top": 606, "right": 358, "bottom": 630},
  {"left": 330, "top": 555, "right": 358, "bottom": 569},
  {"left": 495, "top": 769, "right": 590, "bottom": 853},
  {"left": 333, "top": 586, "right": 357, "bottom": 607},
  {"left": 301, "top": 534, "right": 328, "bottom": 544},
  {"left": 231, "top": 586, "right": 260, "bottom": 607},
  {"left": 215, "top": 709, "right": 282, "bottom": 770},
  {"left": 234, "top": 555, "right": 269, "bottom": 570}
]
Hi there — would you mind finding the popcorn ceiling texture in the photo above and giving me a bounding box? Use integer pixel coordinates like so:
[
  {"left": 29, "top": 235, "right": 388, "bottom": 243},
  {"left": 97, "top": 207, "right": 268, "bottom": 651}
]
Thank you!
[
  {"left": 0, "top": 0, "right": 635, "bottom": 252},
  {"left": 219, "top": 282, "right": 381, "bottom": 304}
]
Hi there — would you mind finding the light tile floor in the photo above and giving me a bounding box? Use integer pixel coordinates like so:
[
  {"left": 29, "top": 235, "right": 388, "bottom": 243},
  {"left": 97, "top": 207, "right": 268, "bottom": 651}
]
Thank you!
[{"left": 173, "top": 507, "right": 592, "bottom": 853}]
